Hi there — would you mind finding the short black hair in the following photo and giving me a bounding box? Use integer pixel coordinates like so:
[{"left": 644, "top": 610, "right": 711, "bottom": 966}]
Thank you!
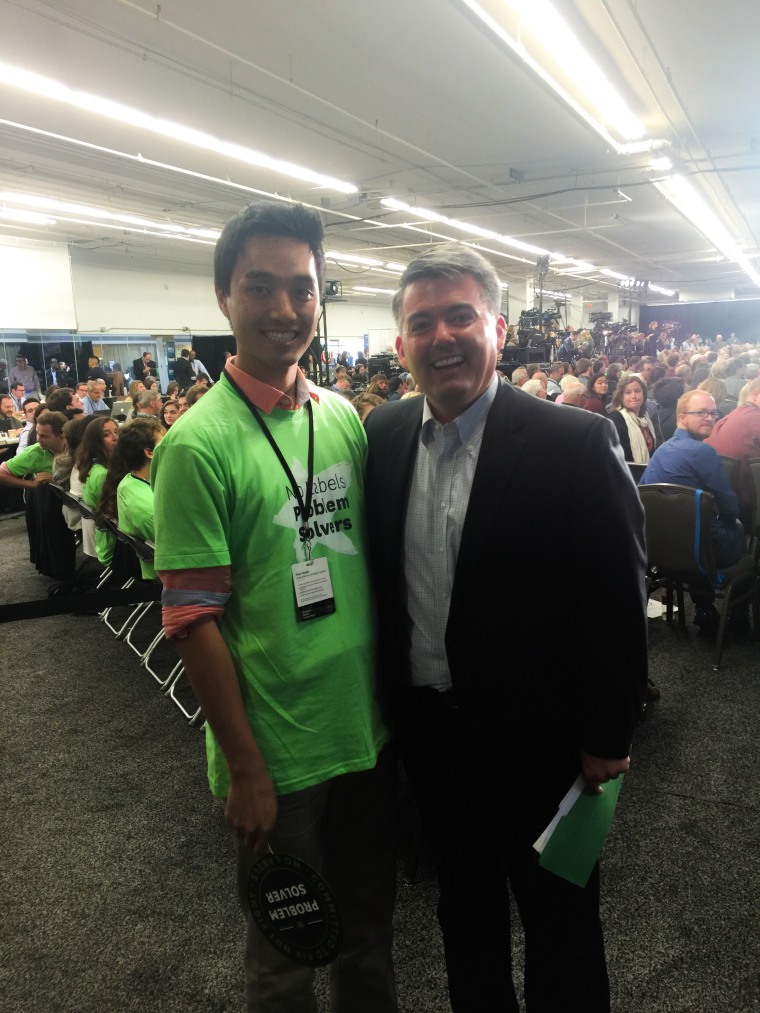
[{"left": 214, "top": 201, "right": 326, "bottom": 296}]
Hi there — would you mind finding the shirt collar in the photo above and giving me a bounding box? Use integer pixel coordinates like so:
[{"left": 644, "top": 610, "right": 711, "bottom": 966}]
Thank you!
[
  {"left": 224, "top": 356, "right": 320, "bottom": 413},
  {"left": 420, "top": 373, "right": 499, "bottom": 447},
  {"left": 672, "top": 426, "right": 700, "bottom": 442}
]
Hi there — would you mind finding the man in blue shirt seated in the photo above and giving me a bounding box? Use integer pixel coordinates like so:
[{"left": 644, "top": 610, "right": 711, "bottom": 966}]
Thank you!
[{"left": 640, "top": 388, "right": 746, "bottom": 627}]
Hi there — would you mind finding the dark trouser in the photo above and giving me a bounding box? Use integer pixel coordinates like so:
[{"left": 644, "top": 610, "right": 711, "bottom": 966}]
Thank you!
[
  {"left": 400, "top": 687, "right": 610, "bottom": 1013},
  {"left": 693, "top": 519, "right": 747, "bottom": 607},
  {"left": 232, "top": 746, "right": 398, "bottom": 1013}
]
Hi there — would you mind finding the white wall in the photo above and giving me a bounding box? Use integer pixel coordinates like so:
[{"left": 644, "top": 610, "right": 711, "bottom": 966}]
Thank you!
[
  {"left": 71, "top": 258, "right": 223, "bottom": 334},
  {"left": 70, "top": 256, "right": 397, "bottom": 341}
]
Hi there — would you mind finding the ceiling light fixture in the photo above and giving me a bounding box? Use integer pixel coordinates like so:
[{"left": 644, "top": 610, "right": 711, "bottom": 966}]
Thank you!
[
  {"left": 652, "top": 174, "right": 760, "bottom": 288},
  {"left": 0, "top": 61, "right": 358, "bottom": 194},
  {"left": 325, "top": 251, "right": 384, "bottom": 267},
  {"left": 380, "top": 197, "right": 552, "bottom": 256},
  {"left": 0, "top": 206, "right": 55, "bottom": 225},
  {"left": 0, "top": 191, "right": 220, "bottom": 244},
  {"left": 458, "top": 0, "right": 650, "bottom": 150},
  {"left": 457, "top": 3, "right": 751, "bottom": 291}
]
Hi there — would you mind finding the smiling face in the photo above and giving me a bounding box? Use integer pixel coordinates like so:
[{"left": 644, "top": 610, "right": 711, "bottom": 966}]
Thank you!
[
  {"left": 678, "top": 392, "right": 717, "bottom": 440},
  {"left": 216, "top": 235, "right": 320, "bottom": 389},
  {"left": 592, "top": 376, "right": 608, "bottom": 396},
  {"left": 395, "top": 273, "right": 505, "bottom": 423},
  {"left": 621, "top": 380, "right": 644, "bottom": 414}
]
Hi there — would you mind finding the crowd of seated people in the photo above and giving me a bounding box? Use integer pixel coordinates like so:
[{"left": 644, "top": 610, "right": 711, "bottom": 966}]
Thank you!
[
  {"left": 4, "top": 335, "right": 760, "bottom": 597},
  {"left": 502, "top": 339, "right": 760, "bottom": 471},
  {"left": 0, "top": 347, "right": 226, "bottom": 571}
]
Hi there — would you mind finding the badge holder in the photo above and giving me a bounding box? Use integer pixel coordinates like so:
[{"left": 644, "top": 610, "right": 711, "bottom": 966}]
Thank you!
[{"left": 292, "top": 556, "right": 335, "bottom": 621}]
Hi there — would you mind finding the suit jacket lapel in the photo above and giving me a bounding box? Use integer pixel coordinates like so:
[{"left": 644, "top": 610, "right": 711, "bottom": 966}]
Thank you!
[{"left": 450, "top": 383, "right": 528, "bottom": 610}]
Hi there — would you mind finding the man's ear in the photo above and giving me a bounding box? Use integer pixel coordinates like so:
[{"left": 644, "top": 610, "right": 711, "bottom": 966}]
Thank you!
[
  {"left": 395, "top": 334, "right": 408, "bottom": 369},
  {"left": 216, "top": 287, "right": 231, "bottom": 322},
  {"left": 495, "top": 314, "right": 507, "bottom": 353}
]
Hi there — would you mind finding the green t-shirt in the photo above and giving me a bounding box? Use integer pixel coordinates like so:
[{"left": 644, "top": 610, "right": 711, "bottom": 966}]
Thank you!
[
  {"left": 82, "top": 462, "right": 115, "bottom": 566},
  {"left": 152, "top": 376, "right": 390, "bottom": 797},
  {"left": 6, "top": 443, "right": 53, "bottom": 477},
  {"left": 117, "top": 473, "right": 156, "bottom": 581}
]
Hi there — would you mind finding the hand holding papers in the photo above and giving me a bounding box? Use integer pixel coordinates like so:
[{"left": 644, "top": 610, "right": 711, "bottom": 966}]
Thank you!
[{"left": 533, "top": 772, "right": 625, "bottom": 888}]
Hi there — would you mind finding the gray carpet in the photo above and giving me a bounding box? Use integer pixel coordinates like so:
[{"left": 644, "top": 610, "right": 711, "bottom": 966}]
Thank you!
[{"left": 2, "top": 513, "right": 759, "bottom": 1012}]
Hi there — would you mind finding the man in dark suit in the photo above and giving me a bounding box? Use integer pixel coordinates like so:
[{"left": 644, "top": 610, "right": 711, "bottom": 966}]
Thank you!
[
  {"left": 131, "top": 351, "right": 159, "bottom": 383},
  {"left": 173, "top": 348, "right": 196, "bottom": 391},
  {"left": 364, "top": 245, "right": 647, "bottom": 1013}
]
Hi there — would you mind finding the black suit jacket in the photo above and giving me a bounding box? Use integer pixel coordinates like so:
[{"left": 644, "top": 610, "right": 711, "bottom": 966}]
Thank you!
[
  {"left": 364, "top": 382, "right": 648, "bottom": 832},
  {"left": 173, "top": 357, "right": 196, "bottom": 391},
  {"left": 132, "top": 358, "right": 158, "bottom": 381}
]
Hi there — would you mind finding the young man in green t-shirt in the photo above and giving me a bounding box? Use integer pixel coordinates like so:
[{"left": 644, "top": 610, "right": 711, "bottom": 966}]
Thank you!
[
  {"left": 0, "top": 409, "right": 66, "bottom": 488},
  {"left": 152, "top": 202, "right": 396, "bottom": 1013}
]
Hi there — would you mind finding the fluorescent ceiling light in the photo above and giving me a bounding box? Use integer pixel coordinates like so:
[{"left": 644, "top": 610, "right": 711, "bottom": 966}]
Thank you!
[
  {"left": 0, "top": 61, "right": 357, "bottom": 194},
  {"left": 650, "top": 156, "right": 673, "bottom": 172},
  {"left": 617, "top": 140, "right": 670, "bottom": 156},
  {"left": 353, "top": 286, "right": 395, "bottom": 295},
  {"left": 560, "top": 259, "right": 596, "bottom": 273},
  {"left": 652, "top": 174, "right": 760, "bottom": 288},
  {"left": 0, "top": 206, "right": 55, "bottom": 225},
  {"left": 380, "top": 197, "right": 552, "bottom": 256},
  {"left": 0, "top": 190, "right": 220, "bottom": 244},
  {"left": 459, "top": 0, "right": 644, "bottom": 149},
  {"left": 601, "top": 269, "right": 629, "bottom": 281},
  {"left": 326, "top": 251, "right": 384, "bottom": 267},
  {"left": 649, "top": 284, "right": 676, "bottom": 297}
]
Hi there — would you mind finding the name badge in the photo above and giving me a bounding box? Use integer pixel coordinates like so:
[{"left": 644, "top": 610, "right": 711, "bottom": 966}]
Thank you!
[{"left": 292, "top": 557, "right": 335, "bottom": 622}]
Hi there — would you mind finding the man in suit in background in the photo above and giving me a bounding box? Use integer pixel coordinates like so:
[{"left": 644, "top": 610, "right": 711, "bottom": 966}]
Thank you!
[
  {"left": 173, "top": 348, "right": 196, "bottom": 391},
  {"left": 364, "top": 244, "right": 647, "bottom": 1013},
  {"left": 132, "top": 351, "right": 159, "bottom": 383}
]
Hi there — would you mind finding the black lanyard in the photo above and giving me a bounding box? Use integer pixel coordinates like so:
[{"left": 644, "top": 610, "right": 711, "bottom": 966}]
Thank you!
[{"left": 224, "top": 373, "right": 315, "bottom": 556}]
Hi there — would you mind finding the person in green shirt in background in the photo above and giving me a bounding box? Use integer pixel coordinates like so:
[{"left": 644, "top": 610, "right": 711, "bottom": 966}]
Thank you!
[
  {"left": 0, "top": 409, "right": 66, "bottom": 488},
  {"left": 97, "top": 418, "right": 164, "bottom": 581},
  {"left": 73, "top": 417, "right": 119, "bottom": 566}
]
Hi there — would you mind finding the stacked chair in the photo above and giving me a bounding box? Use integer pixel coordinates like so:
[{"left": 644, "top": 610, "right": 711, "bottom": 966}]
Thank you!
[{"left": 50, "top": 483, "right": 203, "bottom": 725}]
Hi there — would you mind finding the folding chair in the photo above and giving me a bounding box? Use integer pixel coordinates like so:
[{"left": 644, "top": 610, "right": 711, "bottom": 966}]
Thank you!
[
  {"left": 639, "top": 483, "right": 759, "bottom": 668},
  {"left": 165, "top": 663, "right": 203, "bottom": 725}
]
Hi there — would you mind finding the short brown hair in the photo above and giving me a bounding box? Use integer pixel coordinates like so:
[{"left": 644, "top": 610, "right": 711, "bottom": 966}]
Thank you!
[
  {"left": 676, "top": 388, "right": 711, "bottom": 417},
  {"left": 35, "top": 409, "right": 68, "bottom": 435},
  {"left": 185, "top": 384, "right": 208, "bottom": 406}
]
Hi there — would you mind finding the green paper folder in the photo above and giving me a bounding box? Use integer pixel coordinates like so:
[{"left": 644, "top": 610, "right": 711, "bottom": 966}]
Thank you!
[{"left": 538, "top": 775, "right": 624, "bottom": 888}]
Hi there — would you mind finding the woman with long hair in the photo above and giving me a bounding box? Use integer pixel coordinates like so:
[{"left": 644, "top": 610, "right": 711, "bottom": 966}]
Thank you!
[
  {"left": 74, "top": 416, "right": 119, "bottom": 563},
  {"left": 161, "top": 399, "right": 181, "bottom": 428},
  {"left": 98, "top": 419, "right": 164, "bottom": 580},
  {"left": 607, "top": 376, "right": 656, "bottom": 464},
  {"left": 583, "top": 373, "right": 609, "bottom": 414}
]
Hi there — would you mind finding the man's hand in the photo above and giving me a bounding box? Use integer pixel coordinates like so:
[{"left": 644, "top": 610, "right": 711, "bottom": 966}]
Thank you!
[
  {"left": 225, "top": 771, "right": 278, "bottom": 856},
  {"left": 581, "top": 751, "right": 630, "bottom": 795}
]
